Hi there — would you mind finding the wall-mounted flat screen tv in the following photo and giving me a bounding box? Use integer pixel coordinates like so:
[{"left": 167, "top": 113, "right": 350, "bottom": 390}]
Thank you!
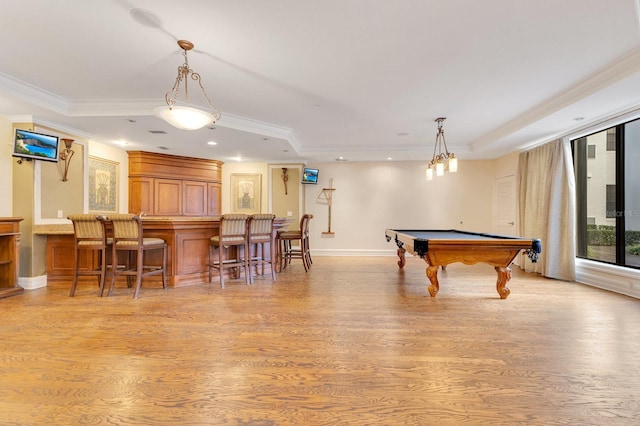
[
  {"left": 302, "top": 167, "right": 319, "bottom": 184},
  {"left": 13, "top": 129, "right": 60, "bottom": 162}
]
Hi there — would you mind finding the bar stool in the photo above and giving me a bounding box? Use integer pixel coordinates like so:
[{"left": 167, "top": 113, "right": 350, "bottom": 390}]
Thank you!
[
  {"left": 108, "top": 214, "right": 167, "bottom": 299},
  {"left": 209, "top": 214, "right": 250, "bottom": 288},
  {"left": 277, "top": 214, "right": 313, "bottom": 272},
  {"left": 67, "top": 214, "right": 110, "bottom": 296},
  {"left": 247, "top": 214, "right": 277, "bottom": 283}
]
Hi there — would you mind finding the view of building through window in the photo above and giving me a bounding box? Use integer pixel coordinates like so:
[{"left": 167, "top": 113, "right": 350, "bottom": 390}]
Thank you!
[{"left": 573, "top": 118, "right": 640, "bottom": 268}]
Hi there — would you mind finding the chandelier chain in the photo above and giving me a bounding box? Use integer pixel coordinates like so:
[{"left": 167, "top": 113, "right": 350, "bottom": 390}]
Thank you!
[{"left": 158, "top": 40, "right": 222, "bottom": 126}]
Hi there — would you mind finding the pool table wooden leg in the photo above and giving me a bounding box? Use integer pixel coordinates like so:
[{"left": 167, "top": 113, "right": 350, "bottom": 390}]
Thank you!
[
  {"left": 495, "top": 266, "right": 512, "bottom": 299},
  {"left": 426, "top": 264, "right": 439, "bottom": 297},
  {"left": 396, "top": 247, "right": 406, "bottom": 268}
]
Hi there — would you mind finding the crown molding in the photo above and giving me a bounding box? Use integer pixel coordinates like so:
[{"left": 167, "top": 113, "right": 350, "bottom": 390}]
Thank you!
[
  {"left": 217, "top": 112, "right": 301, "bottom": 153},
  {"left": 0, "top": 73, "right": 68, "bottom": 113},
  {"left": 471, "top": 45, "right": 640, "bottom": 152},
  {"left": 1, "top": 72, "right": 302, "bottom": 152}
]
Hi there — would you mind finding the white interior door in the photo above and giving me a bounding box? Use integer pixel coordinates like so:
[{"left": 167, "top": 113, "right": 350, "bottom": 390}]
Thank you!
[{"left": 495, "top": 175, "right": 517, "bottom": 236}]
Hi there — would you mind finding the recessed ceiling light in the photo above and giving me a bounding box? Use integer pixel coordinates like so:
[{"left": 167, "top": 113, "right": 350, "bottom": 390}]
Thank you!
[
  {"left": 387, "top": 157, "right": 393, "bottom": 160},
  {"left": 397, "top": 132, "right": 410, "bottom": 136},
  {"left": 207, "top": 141, "right": 217, "bottom": 146},
  {"left": 115, "top": 140, "right": 128, "bottom": 146},
  {"left": 335, "top": 156, "right": 348, "bottom": 162},
  {"left": 574, "top": 117, "right": 585, "bottom": 121}
]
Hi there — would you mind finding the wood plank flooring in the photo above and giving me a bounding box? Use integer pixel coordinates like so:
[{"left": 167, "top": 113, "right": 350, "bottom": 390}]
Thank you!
[{"left": 1, "top": 256, "right": 639, "bottom": 425}]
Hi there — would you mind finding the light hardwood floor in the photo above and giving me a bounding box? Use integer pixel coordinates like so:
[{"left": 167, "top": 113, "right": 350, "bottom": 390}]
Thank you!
[{"left": 1, "top": 256, "right": 639, "bottom": 425}]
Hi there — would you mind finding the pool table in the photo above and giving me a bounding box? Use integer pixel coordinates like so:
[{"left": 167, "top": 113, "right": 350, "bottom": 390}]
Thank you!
[{"left": 385, "top": 229, "right": 541, "bottom": 299}]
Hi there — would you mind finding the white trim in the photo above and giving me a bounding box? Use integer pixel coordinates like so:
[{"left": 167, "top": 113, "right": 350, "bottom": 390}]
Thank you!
[
  {"left": 311, "top": 249, "right": 397, "bottom": 257},
  {"left": 0, "top": 72, "right": 68, "bottom": 113},
  {"left": 0, "top": 72, "right": 302, "bottom": 153},
  {"left": 33, "top": 118, "right": 94, "bottom": 140},
  {"left": 18, "top": 275, "right": 48, "bottom": 290},
  {"left": 218, "top": 113, "right": 301, "bottom": 153},
  {"left": 472, "top": 46, "right": 640, "bottom": 151},
  {"left": 565, "top": 106, "right": 640, "bottom": 141},
  {"left": 575, "top": 258, "right": 640, "bottom": 299}
]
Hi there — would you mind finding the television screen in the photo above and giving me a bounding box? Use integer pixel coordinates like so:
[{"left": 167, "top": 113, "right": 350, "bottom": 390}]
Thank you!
[
  {"left": 302, "top": 167, "right": 319, "bottom": 184},
  {"left": 13, "top": 129, "right": 60, "bottom": 162}
]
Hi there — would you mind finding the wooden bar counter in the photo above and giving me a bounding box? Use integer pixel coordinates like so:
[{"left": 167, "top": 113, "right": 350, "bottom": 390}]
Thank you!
[
  {"left": 36, "top": 216, "right": 220, "bottom": 287},
  {"left": 35, "top": 216, "right": 289, "bottom": 288}
]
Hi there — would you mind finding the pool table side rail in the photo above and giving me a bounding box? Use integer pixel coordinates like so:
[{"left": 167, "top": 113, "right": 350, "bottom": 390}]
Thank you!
[{"left": 384, "top": 228, "right": 541, "bottom": 262}]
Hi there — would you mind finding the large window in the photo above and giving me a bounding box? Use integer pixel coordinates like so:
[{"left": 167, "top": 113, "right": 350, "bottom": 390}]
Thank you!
[{"left": 573, "top": 118, "right": 640, "bottom": 268}]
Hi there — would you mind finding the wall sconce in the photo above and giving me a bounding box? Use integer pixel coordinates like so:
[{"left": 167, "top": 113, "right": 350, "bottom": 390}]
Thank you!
[
  {"left": 59, "top": 138, "right": 74, "bottom": 182},
  {"left": 281, "top": 168, "right": 289, "bottom": 195}
]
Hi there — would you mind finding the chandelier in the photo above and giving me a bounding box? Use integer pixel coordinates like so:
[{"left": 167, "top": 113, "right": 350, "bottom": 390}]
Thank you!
[
  {"left": 426, "top": 117, "right": 457, "bottom": 180},
  {"left": 153, "top": 40, "right": 221, "bottom": 130}
]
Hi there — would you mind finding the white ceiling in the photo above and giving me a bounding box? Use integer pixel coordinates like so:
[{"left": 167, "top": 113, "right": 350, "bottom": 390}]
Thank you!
[{"left": 1, "top": 0, "right": 640, "bottom": 164}]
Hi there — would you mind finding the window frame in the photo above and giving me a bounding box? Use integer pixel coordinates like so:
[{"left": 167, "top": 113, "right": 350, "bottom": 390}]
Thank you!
[{"left": 573, "top": 121, "right": 633, "bottom": 268}]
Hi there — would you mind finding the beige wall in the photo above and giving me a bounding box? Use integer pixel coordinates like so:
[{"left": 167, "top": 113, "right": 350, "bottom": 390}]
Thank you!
[
  {"left": 12, "top": 123, "right": 36, "bottom": 276},
  {"left": 494, "top": 152, "right": 519, "bottom": 178},
  {"left": 221, "top": 162, "right": 270, "bottom": 214},
  {"left": 271, "top": 166, "right": 301, "bottom": 231},
  {"left": 302, "top": 160, "right": 497, "bottom": 255},
  {"left": 89, "top": 140, "right": 129, "bottom": 214},
  {"left": 40, "top": 141, "right": 84, "bottom": 220}
]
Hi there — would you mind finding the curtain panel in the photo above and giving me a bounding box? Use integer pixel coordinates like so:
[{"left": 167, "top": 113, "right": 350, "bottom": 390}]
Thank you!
[{"left": 518, "top": 139, "right": 576, "bottom": 281}]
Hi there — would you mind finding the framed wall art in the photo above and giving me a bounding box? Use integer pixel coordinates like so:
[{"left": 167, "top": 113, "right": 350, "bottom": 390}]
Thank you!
[
  {"left": 88, "top": 156, "right": 118, "bottom": 213},
  {"left": 231, "top": 173, "right": 261, "bottom": 214}
]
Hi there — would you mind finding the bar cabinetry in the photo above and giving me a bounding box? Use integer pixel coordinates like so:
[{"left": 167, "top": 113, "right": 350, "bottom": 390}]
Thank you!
[
  {"left": 0, "top": 217, "right": 23, "bottom": 299},
  {"left": 128, "top": 151, "right": 222, "bottom": 217}
]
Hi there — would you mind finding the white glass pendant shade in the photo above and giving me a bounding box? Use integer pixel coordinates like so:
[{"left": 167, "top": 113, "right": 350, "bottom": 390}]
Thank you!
[
  {"left": 448, "top": 157, "right": 458, "bottom": 173},
  {"left": 436, "top": 161, "right": 445, "bottom": 176},
  {"left": 153, "top": 106, "right": 216, "bottom": 130},
  {"left": 426, "top": 167, "right": 434, "bottom": 180}
]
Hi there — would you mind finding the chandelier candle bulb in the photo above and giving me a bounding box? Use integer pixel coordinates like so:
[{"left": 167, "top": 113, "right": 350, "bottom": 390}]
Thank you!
[{"left": 448, "top": 156, "right": 458, "bottom": 173}]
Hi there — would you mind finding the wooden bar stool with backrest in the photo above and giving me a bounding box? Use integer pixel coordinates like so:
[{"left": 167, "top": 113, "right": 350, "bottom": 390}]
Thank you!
[
  {"left": 209, "top": 214, "right": 250, "bottom": 288},
  {"left": 67, "top": 214, "right": 111, "bottom": 297},
  {"left": 247, "top": 214, "right": 277, "bottom": 283},
  {"left": 108, "top": 214, "right": 167, "bottom": 299},
  {"left": 302, "top": 213, "right": 313, "bottom": 268},
  {"left": 277, "top": 213, "right": 313, "bottom": 272}
]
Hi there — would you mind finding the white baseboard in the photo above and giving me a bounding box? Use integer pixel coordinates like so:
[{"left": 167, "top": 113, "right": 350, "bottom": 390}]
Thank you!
[
  {"left": 575, "top": 258, "right": 640, "bottom": 299},
  {"left": 18, "top": 275, "right": 48, "bottom": 290},
  {"left": 311, "top": 249, "right": 397, "bottom": 257}
]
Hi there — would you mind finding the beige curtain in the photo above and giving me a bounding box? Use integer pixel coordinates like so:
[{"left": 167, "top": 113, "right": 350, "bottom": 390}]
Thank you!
[{"left": 518, "top": 139, "right": 576, "bottom": 281}]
